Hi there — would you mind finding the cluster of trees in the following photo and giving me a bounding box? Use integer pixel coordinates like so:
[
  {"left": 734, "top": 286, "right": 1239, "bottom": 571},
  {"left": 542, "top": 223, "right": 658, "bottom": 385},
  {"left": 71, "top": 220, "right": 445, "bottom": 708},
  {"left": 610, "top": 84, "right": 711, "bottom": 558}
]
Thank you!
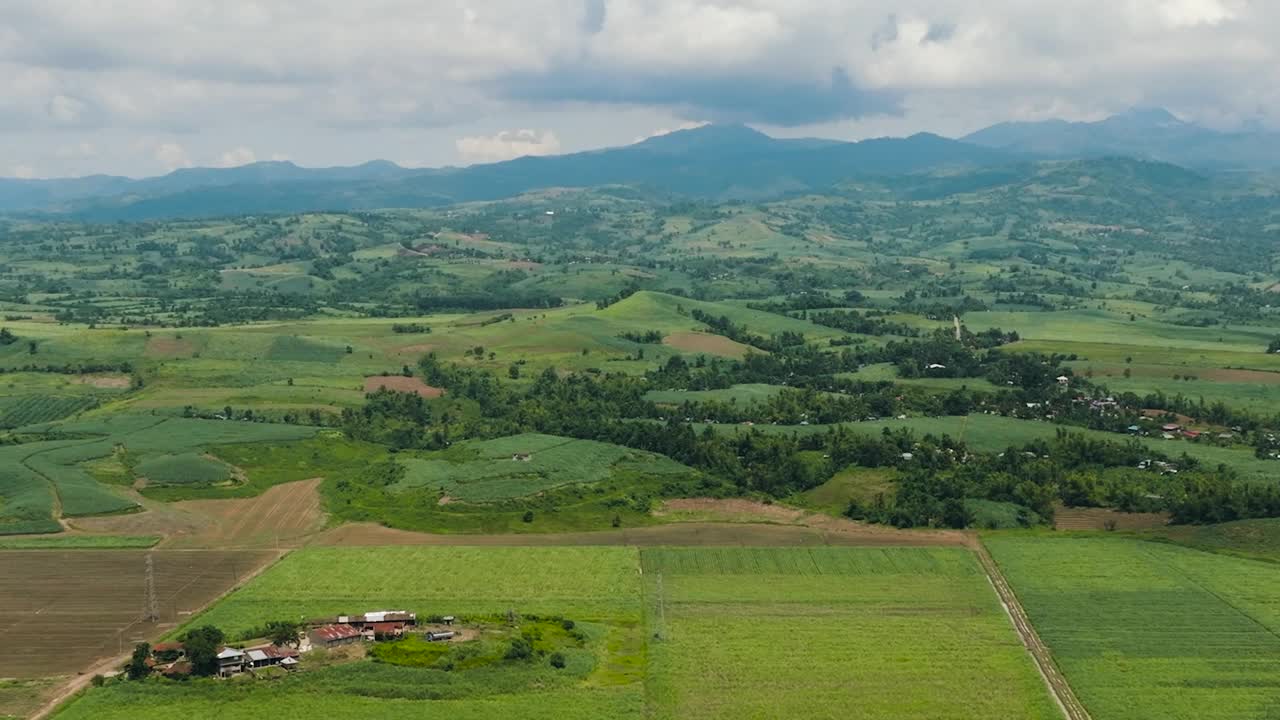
[
  {"left": 806, "top": 310, "right": 920, "bottom": 337},
  {"left": 689, "top": 309, "right": 805, "bottom": 352},
  {"left": 343, "top": 356, "right": 1262, "bottom": 527}
]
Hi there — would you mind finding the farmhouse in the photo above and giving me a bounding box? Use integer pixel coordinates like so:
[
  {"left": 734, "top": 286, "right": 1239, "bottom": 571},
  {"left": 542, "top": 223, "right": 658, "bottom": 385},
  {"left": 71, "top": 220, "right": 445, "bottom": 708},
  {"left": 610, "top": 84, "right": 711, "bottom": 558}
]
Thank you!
[
  {"left": 308, "top": 623, "right": 362, "bottom": 649},
  {"left": 1161, "top": 423, "right": 1182, "bottom": 433},
  {"left": 245, "top": 645, "right": 300, "bottom": 669},
  {"left": 216, "top": 647, "right": 246, "bottom": 677}
]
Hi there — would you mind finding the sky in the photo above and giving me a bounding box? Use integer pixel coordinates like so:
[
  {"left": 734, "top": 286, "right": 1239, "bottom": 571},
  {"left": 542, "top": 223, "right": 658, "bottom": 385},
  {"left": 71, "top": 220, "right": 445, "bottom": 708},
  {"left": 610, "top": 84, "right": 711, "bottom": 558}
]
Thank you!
[{"left": 1, "top": 0, "right": 1276, "bottom": 178}]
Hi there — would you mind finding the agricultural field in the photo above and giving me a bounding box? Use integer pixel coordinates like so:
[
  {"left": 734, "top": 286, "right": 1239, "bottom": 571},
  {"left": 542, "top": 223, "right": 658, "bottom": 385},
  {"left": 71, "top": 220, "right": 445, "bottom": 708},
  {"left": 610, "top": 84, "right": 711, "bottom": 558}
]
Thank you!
[
  {"left": 395, "top": 434, "right": 696, "bottom": 502},
  {"left": 0, "top": 550, "right": 277, "bottom": 678},
  {"left": 0, "top": 416, "right": 316, "bottom": 534},
  {"left": 643, "top": 547, "right": 1058, "bottom": 720},
  {"left": 986, "top": 535, "right": 1280, "bottom": 720},
  {"left": 53, "top": 545, "right": 1057, "bottom": 720}
]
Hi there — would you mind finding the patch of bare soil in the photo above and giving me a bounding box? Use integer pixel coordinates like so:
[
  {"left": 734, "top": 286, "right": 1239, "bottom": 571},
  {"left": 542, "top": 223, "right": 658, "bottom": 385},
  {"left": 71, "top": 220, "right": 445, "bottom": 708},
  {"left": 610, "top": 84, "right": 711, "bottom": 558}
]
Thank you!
[
  {"left": 659, "top": 498, "right": 970, "bottom": 546},
  {"left": 1200, "top": 367, "right": 1280, "bottom": 384},
  {"left": 144, "top": 336, "right": 195, "bottom": 359},
  {"left": 364, "top": 375, "right": 445, "bottom": 398},
  {"left": 663, "top": 332, "right": 758, "bottom": 359},
  {"left": 164, "top": 478, "right": 327, "bottom": 549},
  {"left": 1053, "top": 505, "right": 1170, "bottom": 532},
  {"left": 74, "top": 374, "right": 131, "bottom": 389}
]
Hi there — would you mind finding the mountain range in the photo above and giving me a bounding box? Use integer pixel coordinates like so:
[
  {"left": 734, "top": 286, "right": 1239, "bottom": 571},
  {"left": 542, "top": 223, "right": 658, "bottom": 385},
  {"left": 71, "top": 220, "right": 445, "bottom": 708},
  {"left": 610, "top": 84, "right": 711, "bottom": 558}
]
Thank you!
[{"left": 1, "top": 109, "right": 1275, "bottom": 220}]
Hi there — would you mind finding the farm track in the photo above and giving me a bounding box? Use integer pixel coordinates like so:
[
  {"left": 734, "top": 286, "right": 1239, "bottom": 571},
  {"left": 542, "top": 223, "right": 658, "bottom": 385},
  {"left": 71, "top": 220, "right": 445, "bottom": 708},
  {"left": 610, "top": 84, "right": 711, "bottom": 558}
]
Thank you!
[{"left": 975, "top": 541, "right": 1091, "bottom": 720}]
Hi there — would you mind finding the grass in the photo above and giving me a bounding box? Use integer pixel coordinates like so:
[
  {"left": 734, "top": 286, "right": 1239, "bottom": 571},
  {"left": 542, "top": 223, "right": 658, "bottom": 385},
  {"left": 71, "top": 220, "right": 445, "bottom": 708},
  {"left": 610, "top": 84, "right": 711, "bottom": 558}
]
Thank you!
[
  {"left": 986, "top": 535, "right": 1280, "bottom": 720},
  {"left": 644, "top": 383, "right": 790, "bottom": 405},
  {"left": 792, "top": 466, "right": 896, "bottom": 514},
  {"left": 396, "top": 434, "right": 696, "bottom": 502},
  {"left": 643, "top": 547, "right": 1058, "bottom": 719},
  {"left": 1153, "top": 517, "right": 1280, "bottom": 561}
]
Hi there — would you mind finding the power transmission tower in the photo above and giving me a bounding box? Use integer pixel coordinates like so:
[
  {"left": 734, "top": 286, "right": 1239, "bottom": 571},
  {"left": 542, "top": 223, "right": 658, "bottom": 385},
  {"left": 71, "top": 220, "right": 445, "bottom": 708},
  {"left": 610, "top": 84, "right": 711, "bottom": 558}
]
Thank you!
[{"left": 144, "top": 553, "right": 159, "bottom": 622}]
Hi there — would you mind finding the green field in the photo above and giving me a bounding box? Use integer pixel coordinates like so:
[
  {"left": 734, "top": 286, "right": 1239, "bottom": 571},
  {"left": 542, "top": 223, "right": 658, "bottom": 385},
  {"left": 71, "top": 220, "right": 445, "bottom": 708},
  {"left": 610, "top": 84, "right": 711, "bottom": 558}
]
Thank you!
[
  {"left": 396, "top": 434, "right": 696, "bottom": 502},
  {"left": 55, "top": 545, "right": 1058, "bottom": 719},
  {"left": 643, "top": 547, "right": 1057, "bottom": 719},
  {"left": 987, "top": 535, "right": 1280, "bottom": 719},
  {"left": 136, "top": 453, "right": 233, "bottom": 486}
]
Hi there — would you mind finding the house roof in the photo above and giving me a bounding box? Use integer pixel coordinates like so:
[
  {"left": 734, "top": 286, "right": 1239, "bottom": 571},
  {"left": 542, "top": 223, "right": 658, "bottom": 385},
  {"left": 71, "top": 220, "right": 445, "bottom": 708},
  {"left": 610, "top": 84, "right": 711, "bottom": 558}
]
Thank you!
[
  {"left": 310, "top": 624, "right": 361, "bottom": 642},
  {"left": 216, "top": 647, "right": 245, "bottom": 660},
  {"left": 246, "top": 650, "right": 270, "bottom": 662},
  {"left": 162, "top": 661, "right": 192, "bottom": 676},
  {"left": 152, "top": 642, "right": 184, "bottom": 653},
  {"left": 280, "top": 657, "right": 299, "bottom": 666},
  {"left": 358, "top": 611, "right": 413, "bottom": 623}
]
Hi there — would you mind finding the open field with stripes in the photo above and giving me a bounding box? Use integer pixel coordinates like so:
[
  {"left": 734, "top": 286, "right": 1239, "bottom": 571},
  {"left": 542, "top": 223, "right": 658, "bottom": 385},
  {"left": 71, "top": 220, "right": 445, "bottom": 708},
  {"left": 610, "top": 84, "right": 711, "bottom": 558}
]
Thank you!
[{"left": 52, "top": 545, "right": 1059, "bottom": 720}]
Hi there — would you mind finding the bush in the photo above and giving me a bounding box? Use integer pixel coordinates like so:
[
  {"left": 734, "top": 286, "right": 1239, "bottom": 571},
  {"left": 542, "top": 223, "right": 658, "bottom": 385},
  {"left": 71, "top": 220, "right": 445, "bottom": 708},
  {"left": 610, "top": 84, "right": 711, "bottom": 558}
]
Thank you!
[
  {"left": 549, "top": 652, "right": 566, "bottom": 669},
  {"left": 504, "top": 637, "right": 533, "bottom": 661}
]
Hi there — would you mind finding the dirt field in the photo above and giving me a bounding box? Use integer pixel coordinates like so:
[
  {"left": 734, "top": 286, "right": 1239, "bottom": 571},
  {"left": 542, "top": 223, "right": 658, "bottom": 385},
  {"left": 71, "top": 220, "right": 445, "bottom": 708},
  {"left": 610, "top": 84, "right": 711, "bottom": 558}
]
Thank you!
[
  {"left": 657, "top": 498, "right": 970, "bottom": 545},
  {"left": 1053, "top": 506, "right": 1170, "bottom": 531},
  {"left": 143, "top": 336, "right": 195, "bottom": 359},
  {"left": 71, "top": 479, "right": 326, "bottom": 549},
  {"left": 363, "top": 375, "right": 444, "bottom": 398},
  {"left": 0, "top": 550, "right": 278, "bottom": 679},
  {"left": 663, "top": 331, "right": 757, "bottom": 358},
  {"left": 1199, "top": 367, "right": 1280, "bottom": 383}
]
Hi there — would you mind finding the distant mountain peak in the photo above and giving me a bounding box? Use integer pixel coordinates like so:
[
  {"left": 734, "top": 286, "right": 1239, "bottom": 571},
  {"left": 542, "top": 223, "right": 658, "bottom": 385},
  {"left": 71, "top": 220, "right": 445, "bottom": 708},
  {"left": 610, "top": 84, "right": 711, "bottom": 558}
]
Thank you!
[
  {"left": 633, "top": 123, "right": 775, "bottom": 153},
  {"left": 1108, "top": 107, "right": 1183, "bottom": 126}
]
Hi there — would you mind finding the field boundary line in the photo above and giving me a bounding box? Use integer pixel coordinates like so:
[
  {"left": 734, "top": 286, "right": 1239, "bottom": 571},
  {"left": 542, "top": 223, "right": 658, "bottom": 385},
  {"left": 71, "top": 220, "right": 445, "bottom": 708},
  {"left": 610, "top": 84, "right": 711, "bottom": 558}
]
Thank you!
[
  {"left": 1136, "top": 544, "right": 1280, "bottom": 643},
  {"left": 974, "top": 541, "right": 1091, "bottom": 720}
]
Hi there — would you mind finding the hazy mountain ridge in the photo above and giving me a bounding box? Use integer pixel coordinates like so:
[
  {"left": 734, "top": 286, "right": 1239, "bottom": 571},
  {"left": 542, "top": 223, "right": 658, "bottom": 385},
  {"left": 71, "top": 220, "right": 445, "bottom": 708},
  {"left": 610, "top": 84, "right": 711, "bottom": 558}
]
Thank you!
[
  {"left": 1, "top": 110, "right": 1273, "bottom": 220},
  {"left": 964, "top": 108, "right": 1280, "bottom": 171}
]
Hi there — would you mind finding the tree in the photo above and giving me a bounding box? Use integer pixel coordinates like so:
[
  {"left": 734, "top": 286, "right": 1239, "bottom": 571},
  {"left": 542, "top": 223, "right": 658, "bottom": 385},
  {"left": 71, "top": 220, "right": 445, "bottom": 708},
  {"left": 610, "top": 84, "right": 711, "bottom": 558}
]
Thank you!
[
  {"left": 126, "top": 642, "right": 151, "bottom": 680},
  {"left": 504, "top": 637, "right": 533, "bottom": 660},
  {"left": 264, "top": 620, "right": 302, "bottom": 647},
  {"left": 522, "top": 510, "right": 534, "bottom": 523},
  {"left": 0, "top": 328, "right": 16, "bottom": 346},
  {"left": 549, "top": 652, "right": 566, "bottom": 669},
  {"left": 27, "top": 340, "right": 37, "bottom": 355},
  {"left": 181, "top": 625, "right": 226, "bottom": 677},
  {"left": 508, "top": 364, "right": 521, "bottom": 380}
]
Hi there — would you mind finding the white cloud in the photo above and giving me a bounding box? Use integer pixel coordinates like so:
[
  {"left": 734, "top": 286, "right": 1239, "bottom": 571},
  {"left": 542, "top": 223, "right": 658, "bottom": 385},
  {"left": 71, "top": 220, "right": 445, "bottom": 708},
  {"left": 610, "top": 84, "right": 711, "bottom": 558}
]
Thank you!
[
  {"left": 455, "top": 129, "right": 561, "bottom": 164},
  {"left": 153, "top": 141, "right": 192, "bottom": 171},
  {"left": 0, "top": 1, "right": 1278, "bottom": 175},
  {"left": 9, "top": 164, "right": 35, "bottom": 179},
  {"left": 216, "top": 146, "right": 257, "bottom": 167}
]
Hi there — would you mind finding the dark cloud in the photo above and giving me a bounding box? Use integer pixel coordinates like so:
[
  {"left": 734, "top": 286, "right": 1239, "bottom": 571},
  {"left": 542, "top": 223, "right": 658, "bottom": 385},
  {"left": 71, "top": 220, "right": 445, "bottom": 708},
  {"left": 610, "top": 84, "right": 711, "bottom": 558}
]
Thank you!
[
  {"left": 496, "top": 66, "right": 900, "bottom": 126},
  {"left": 922, "top": 22, "right": 956, "bottom": 44},
  {"left": 582, "top": 0, "right": 607, "bottom": 34}
]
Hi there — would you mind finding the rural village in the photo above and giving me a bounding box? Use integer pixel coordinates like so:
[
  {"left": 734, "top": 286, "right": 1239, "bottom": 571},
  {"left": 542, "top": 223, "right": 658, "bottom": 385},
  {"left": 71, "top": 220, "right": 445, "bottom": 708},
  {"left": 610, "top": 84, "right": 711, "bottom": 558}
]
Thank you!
[{"left": 139, "top": 611, "right": 460, "bottom": 680}]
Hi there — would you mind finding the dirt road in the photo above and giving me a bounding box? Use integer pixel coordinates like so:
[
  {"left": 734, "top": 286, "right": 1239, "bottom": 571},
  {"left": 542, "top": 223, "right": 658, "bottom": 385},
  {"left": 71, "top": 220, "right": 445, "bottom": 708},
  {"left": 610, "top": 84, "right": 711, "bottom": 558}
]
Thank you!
[{"left": 974, "top": 541, "right": 1091, "bottom": 720}]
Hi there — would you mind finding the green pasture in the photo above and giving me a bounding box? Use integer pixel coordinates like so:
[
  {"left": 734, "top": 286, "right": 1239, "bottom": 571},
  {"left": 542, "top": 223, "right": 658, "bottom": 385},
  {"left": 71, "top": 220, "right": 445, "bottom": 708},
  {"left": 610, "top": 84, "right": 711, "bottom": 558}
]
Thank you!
[
  {"left": 136, "top": 453, "right": 233, "bottom": 486},
  {"left": 396, "top": 434, "right": 695, "bottom": 503},
  {"left": 987, "top": 535, "right": 1280, "bottom": 720},
  {"left": 644, "top": 383, "right": 790, "bottom": 405}
]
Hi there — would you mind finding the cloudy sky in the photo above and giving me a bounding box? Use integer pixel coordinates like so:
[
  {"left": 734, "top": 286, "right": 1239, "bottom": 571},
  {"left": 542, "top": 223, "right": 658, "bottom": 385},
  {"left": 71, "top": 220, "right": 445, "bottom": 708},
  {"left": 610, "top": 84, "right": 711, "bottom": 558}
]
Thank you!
[{"left": 2, "top": 0, "right": 1276, "bottom": 178}]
